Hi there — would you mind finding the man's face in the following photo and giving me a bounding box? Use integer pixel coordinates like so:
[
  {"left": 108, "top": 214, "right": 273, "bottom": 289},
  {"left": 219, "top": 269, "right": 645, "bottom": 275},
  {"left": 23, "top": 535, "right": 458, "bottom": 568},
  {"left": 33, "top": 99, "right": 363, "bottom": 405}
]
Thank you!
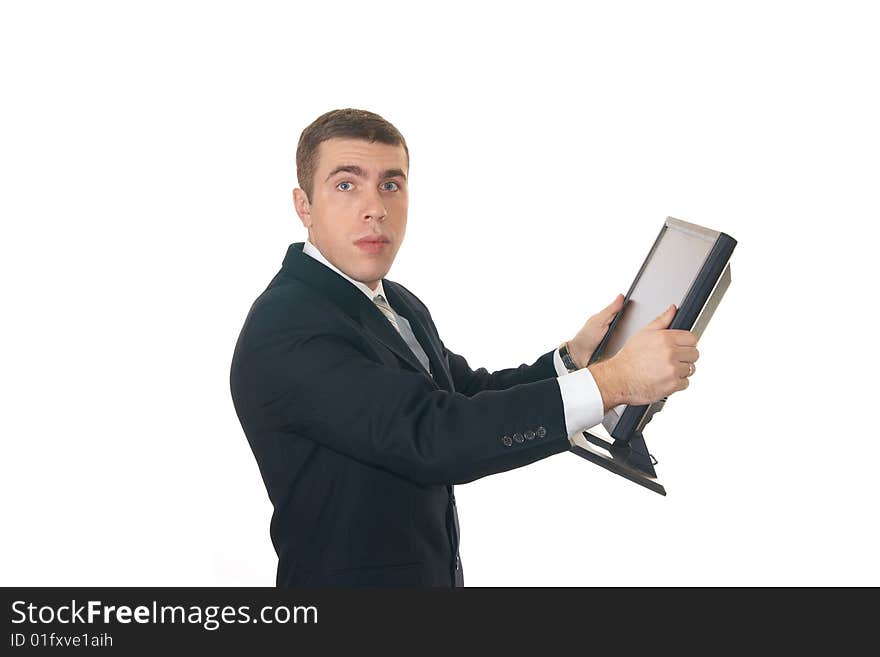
[{"left": 293, "top": 138, "right": 409, "bottom": 292}]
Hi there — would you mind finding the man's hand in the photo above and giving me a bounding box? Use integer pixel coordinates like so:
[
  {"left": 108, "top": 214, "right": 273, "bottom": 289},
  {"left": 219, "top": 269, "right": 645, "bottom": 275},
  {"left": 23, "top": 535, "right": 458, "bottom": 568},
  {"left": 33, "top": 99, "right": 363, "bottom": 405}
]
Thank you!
[
  {"left": 588, "top": 304, "right": 699, "bottom": 413},
  {"left": 567, "top": 293, "right": 625, "bottom": 368}
]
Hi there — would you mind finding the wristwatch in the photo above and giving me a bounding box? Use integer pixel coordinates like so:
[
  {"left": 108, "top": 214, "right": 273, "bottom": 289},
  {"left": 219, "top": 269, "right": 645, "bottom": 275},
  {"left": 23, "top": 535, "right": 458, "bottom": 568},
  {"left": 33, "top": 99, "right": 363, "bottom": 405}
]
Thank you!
[{"left": 558, "top": 341, "right": 580, "bottom": 373}]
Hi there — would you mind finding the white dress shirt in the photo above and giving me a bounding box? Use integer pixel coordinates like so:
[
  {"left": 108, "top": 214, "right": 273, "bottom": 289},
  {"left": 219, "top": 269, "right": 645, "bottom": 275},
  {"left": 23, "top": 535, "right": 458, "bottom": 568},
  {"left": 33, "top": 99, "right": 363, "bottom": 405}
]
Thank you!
[{"left": 302, "top": 239, "right": 604, "bottom": 445}]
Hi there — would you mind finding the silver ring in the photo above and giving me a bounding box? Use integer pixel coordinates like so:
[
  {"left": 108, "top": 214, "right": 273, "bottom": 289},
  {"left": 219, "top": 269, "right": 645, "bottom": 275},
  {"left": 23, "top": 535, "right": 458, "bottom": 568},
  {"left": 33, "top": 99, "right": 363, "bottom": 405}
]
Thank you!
[{"left": 688, "top": 362, "right": 695, "bottom": 376}]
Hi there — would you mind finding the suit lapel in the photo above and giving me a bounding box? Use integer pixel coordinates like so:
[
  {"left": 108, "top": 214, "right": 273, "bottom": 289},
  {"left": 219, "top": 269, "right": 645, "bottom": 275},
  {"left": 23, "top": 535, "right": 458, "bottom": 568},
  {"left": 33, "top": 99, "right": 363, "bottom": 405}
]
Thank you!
[
  {"left": 383, "top": 282, "right": 455, "bottom": 393},
  {"left": 281, "top": 242, "right": 445, "bottom": 389},
  {"left": 357, "top": 306, "right": 436, "bottom": 384}
]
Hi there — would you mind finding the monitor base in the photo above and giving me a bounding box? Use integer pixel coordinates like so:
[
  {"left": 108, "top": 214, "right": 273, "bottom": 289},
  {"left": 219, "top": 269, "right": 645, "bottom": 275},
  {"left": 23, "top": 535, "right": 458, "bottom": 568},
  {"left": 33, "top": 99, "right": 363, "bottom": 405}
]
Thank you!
[{"left": 570, "top": 430, "right": 666, "bottom": 496}]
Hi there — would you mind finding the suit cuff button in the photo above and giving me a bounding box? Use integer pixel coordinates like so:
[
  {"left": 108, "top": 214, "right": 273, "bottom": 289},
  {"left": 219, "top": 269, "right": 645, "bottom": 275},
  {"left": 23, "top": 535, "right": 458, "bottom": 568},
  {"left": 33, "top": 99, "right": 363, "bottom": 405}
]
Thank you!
[
  {"left": 501, "top": 435, "right": 513, "bottom": 447},
  {"left": 524, "top": 430, "right": 535, "bottom": 441},
  {"left": 513, "top": 433, "right": 524, "bottom": 443},
  {"left": 536, "top": 426, "right": 547, "bottom": 438}
]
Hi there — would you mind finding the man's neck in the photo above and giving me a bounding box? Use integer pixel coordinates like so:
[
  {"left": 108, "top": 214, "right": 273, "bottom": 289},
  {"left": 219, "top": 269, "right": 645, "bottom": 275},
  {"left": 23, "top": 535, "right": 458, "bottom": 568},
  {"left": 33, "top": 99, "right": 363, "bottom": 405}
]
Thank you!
[{"left": 302, "top": 238, "right": 383, "bottom": 299}]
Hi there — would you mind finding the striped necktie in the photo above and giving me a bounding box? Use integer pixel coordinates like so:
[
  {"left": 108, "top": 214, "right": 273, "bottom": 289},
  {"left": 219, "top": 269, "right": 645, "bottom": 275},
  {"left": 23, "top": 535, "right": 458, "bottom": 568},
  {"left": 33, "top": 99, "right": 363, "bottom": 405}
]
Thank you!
[
  {"left": 373, "top": 293, "right": 434, "bottom": 378},
  {"left": 373, "top": 294, "right": 402, "bottom": 334}
]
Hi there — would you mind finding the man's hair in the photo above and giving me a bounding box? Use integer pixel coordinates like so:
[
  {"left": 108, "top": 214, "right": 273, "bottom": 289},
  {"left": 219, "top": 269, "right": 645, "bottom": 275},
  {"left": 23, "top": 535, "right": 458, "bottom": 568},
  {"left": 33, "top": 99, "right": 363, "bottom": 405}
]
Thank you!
[{"left": 296, "top": 108, "right": 409, "bottom": 202}]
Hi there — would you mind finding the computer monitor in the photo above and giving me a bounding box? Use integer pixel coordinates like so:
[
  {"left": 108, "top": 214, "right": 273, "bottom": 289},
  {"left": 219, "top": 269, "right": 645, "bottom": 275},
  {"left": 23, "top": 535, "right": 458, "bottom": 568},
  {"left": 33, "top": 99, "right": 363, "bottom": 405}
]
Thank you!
[{"left": 571, "top": 216, "right": 737, "bottom": 495}]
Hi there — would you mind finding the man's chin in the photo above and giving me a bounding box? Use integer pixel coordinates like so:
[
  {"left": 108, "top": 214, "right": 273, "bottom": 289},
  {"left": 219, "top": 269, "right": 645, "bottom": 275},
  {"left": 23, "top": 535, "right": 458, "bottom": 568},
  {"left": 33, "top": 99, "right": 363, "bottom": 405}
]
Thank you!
[{"left": 352, "top": 265, "right": 390, "bottom": 287}]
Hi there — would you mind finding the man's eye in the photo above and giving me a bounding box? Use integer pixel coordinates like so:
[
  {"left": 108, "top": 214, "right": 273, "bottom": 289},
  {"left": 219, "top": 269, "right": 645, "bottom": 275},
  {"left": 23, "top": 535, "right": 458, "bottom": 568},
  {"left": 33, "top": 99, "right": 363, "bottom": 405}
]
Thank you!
[
  {"left": 337, "top": 181, "right": 353, "bottom": 191},
  {"left": 381, "top": 181, "right": 399, "bottom": 191}
]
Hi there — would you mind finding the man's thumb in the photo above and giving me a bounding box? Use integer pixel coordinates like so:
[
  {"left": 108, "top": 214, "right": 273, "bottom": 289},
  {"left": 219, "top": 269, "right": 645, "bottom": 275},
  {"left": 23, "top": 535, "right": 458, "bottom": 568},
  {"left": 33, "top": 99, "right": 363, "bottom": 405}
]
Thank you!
[
  {"left": 647, "top": 304, "right": 676, "bottom": 329},
  {"left": 605, "top": 293, "right": 625, "bottom": 316}
]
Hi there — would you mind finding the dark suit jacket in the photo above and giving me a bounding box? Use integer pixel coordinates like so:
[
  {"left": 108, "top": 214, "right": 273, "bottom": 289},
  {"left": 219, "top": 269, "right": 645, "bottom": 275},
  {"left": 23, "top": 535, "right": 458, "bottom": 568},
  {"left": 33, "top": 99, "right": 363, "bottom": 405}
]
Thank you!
[{"left": 230, "top": 242, "right": 571, "bottom": 586}]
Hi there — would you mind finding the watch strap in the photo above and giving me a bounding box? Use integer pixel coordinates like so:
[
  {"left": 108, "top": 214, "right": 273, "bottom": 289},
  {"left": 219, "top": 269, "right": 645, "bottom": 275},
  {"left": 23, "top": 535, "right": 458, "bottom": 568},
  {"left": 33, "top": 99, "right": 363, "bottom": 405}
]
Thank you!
[{"left": 559, "top": 342, "right": 580, "bottom": 373}]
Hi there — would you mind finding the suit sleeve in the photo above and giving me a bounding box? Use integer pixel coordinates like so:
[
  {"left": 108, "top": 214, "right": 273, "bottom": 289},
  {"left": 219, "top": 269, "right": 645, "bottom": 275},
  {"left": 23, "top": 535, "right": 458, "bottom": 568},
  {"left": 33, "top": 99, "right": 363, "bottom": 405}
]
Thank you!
[
  {"left": 230, "top": 297, "right": 571, "bottom": 487},
  {"left": 441, "top": 342, "right": 559, "bottom": 397}
]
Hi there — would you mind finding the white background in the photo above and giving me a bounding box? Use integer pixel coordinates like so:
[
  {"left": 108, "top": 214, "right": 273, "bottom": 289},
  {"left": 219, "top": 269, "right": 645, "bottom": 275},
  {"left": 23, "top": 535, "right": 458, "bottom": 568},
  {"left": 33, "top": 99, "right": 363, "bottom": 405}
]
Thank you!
[{"left": 2, "top": 1, "right": 877, "bottom": 586}]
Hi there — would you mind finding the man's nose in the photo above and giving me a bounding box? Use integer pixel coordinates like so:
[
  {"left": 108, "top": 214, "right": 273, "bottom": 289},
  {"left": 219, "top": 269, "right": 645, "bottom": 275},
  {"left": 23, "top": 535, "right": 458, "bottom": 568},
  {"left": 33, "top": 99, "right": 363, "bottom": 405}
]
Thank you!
[{"left": 362, "top": 188, "right": 387, "bottom": 222}]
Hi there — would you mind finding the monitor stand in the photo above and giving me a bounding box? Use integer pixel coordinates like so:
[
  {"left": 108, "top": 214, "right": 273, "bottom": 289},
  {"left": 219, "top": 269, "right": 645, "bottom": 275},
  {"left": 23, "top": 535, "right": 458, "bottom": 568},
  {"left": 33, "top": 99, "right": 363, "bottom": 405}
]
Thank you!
[{"left": 570, "top": 430, "right": 666, "bottom": 496}]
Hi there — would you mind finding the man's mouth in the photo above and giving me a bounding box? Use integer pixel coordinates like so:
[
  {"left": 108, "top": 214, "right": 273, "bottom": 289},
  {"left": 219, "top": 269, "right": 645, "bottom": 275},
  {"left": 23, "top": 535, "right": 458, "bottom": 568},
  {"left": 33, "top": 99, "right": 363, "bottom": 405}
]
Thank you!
[{"left": 355, "top": 236, "right": 390, "bottom": 253}]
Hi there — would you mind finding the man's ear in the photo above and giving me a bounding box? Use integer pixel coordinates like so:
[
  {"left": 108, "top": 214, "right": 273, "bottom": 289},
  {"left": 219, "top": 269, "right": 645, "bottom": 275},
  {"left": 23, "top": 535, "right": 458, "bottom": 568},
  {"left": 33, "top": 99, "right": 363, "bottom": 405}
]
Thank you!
[{"left": 292, "top": 188, "right": 312, "bottom": 228}]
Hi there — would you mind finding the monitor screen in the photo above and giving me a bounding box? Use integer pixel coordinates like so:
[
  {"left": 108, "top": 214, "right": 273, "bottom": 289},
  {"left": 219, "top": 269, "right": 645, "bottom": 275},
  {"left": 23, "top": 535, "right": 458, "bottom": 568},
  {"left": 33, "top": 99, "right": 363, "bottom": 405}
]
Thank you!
[{"left": 592, "top": 218, "right": 727, "bottom": 436}]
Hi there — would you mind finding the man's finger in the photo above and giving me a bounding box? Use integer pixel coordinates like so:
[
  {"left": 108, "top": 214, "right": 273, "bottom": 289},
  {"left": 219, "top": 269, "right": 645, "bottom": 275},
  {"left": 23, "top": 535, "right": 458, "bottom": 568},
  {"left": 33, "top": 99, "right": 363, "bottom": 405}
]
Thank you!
[
  {"left": 675, "top": 346, "right": 700, "bottom": 363},
  {"left": 595, "top": 294, "right": 624, "bottom": 322},
  {"left": 646, "top": 304, "right": 676, "bottom": 330},
  {"left": 665, "top": 329, "right": 697, "bottom": 346},
  {"left": 606, "top": 293, "right": 624, "bottom": 313}
]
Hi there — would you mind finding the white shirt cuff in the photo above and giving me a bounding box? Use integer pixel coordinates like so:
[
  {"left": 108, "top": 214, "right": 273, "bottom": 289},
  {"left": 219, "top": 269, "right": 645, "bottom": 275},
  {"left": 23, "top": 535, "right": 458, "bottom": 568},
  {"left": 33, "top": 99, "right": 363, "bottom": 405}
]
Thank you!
[
  {"left": 552, "top": 347, "right": 569, "bottom": 378},
  {"left": 554, "top": 348, "right": 605, "bottom": 446}
]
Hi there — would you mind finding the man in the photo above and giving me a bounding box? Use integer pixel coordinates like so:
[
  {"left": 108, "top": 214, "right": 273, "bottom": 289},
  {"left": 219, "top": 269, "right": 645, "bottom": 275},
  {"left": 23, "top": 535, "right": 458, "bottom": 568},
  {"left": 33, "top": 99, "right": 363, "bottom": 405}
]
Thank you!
[{"left": 230, "top": 108, "right": 699, "bottom": 586}]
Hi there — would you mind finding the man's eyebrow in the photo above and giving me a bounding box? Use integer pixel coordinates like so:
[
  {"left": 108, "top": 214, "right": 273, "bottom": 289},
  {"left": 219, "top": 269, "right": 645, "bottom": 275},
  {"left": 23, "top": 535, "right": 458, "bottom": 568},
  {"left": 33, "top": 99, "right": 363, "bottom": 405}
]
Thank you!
[
  {"left": 325, "top": 165, "right": 407, "bottom": 181},
  {"left": 380, "top": 168, "right": 407, "bottom": 180},
  {"left": 325, "top": 164, "right": 365, "bottom": 181}
]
